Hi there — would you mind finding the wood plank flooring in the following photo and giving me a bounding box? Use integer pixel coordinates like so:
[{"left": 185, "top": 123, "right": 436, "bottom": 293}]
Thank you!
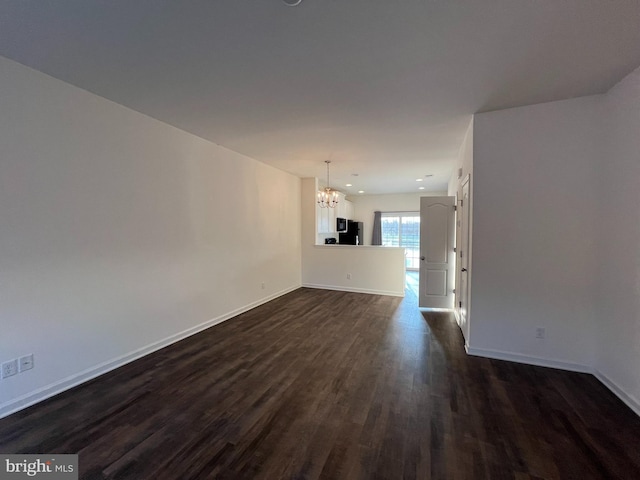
[{"left": 1, "top": 287, "right": 639, "bottom": 479}]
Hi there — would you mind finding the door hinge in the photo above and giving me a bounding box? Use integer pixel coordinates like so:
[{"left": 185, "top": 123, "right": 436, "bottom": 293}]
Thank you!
[
  {"left": 453, "top": 247, "right": 456, "bottom": 253},
  {"left": 459, "top": 301, "right": 462, "bottom": 308},
  {"left": 452, "top": 288, "right": 456, "bottom": 294},
  {"left": 453, "top": 205, "right": 457, "bottom": 211}
]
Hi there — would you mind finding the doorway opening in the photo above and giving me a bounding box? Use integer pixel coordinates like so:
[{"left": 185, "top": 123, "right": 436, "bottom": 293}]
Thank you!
[
  {"left": 405, "top": 270, "right": 419, "bottom": 297},
  {"left": 381, "top": 212, "right": 420, "bottom": 270}
]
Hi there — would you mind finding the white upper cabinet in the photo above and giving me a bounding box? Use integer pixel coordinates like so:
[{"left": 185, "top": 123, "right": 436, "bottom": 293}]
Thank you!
[
  {"left": 317, "top": 192, "right": 346, "bottom": 233},
  {"left": 317, "top": 204, "right": 332, "bottom": 233},
  {"left": 334, "top": 194, "right": 353, "bottom": 220}
]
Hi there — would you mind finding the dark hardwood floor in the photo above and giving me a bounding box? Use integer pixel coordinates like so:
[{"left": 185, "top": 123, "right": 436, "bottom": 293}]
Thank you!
[{"left": 1, "top": 287, "right": 639, "bottom": 479}]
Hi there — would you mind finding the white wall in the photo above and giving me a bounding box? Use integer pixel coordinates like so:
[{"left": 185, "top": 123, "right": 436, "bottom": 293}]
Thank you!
[
  {"left": 448, "top": 118, "right": 474, "bottom": 197},
  {"left": 448, "top": 118, "right": 473, "bottom": 342},
  {"left": 595, "top": 66, "right": 640, "bottom": 413},
  {"left": 301, "top": 178, "right": 405, "bottom": 297},
  {"left": 349, "top": 192, "right": 446, "bottom": 246},
  {"left": 0, "top": 56, "right": 302, "bottom": 417},
  {"left": 470, "top": 95, "right": 602, "bottom": 370},
  {"left": 303, "top": 245, "right": 406, "bottom": 296}
]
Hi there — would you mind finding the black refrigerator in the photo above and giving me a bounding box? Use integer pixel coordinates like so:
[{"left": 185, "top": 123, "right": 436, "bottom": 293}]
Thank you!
[{"left": 339, "top": 221, "right": 363, "bottom": 245}]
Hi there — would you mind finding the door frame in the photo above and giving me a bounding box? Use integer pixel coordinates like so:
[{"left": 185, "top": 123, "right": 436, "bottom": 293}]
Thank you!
[{"left": 458, "top": 175, "right": 471, "bottom": 326}]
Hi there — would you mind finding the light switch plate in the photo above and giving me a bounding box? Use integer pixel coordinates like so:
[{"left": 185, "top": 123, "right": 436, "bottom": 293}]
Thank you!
[{"left": 19, "top": 354, "right": 34, "bottom": 372}]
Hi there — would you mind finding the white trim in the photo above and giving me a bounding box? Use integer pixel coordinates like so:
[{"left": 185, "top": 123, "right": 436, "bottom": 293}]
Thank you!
[
  {"left": 0, "top": 285, "right": 300, "bottom": 420},
  {"left": 594, "top": 369, "right": 640, "bottom": 417},
  {"left": 453, "top": 308, "right": 461, "bottom": 326},
  {"left": 462, "top": 173, "right": 470, "bottom": 189},
  {"left": 302, "top": 283, "right": 405, "bottom": 297},
  {"left": 465, "top": 346, "right": 640, "bottom": 418},
  {"left": 464, "top": 346, "right": 593, "bottom": 373},
  {"left": 380, "top": 211, "right": 420, "bottom": 216}
]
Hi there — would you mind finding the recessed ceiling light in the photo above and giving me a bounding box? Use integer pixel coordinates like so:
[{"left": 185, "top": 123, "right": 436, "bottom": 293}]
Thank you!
[
  {"left": 416, "top": 178, "right": 423, "bottom": 182},
  {"left": 419, "top": 186, "right": 425, "bottom": 190},
  {"left": 358, "top": 190, "right": 365, "bottom": 194},
  {"left": 346, "top": 183, "right": 353, "bottom": 187}
]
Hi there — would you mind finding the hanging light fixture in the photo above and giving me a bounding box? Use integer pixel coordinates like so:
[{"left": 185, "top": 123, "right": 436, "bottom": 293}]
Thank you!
[{"left": 317, "top": 160, "right": 339, "bottom": 208}]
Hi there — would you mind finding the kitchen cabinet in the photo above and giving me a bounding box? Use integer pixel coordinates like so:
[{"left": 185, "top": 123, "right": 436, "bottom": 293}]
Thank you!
[
  {"left": 333, "top": 196, "right": 354, "bottom": 222},
  {"left": 317, "top": 204, "right": 332, "bottom": 233},
  {"left": 317, "top": 192, "right": 346, "bottom": 234}
]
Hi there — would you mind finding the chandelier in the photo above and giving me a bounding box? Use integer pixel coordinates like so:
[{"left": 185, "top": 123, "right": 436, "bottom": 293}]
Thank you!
[{"left": 317, "top": 160, "right": 339, "bottom": 208}]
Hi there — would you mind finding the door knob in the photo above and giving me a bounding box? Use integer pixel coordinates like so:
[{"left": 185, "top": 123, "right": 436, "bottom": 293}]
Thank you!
[
  {"left": 461, "top": 268, "right": 468, "bottom": 272},
  {"left": 420, "top": 256, "right": 425, "bottom": 261}
]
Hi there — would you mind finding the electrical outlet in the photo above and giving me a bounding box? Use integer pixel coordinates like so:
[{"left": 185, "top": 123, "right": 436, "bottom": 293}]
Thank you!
[
  {"left": 19, "top": 354, "right": 34, "bottom": 372},
  {"left": 2, "top": 359, "right": 18, "bottom": 379},
  {"left": 536, "top": 327, "right": 546, "bottom": 339},
  {"left": 346, "top": 273, "right": 351, "bottom": 280}
]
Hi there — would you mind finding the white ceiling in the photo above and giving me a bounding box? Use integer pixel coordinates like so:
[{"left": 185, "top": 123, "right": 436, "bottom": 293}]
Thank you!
[{"left": 1, "top": 1, "right": 639, "bottom": 194}]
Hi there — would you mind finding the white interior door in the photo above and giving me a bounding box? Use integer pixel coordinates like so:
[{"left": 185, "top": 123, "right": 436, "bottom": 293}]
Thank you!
[
  {"left": 419, "top": 196, "right": 456, "bottom": 308},
  {"left": 459, "top": 178, "right": 471, "bottom": 326}
]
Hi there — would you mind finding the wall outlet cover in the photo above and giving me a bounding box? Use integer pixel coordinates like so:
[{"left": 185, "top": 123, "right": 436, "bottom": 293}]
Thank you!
[{"left": 2, "top": 359, "right": 18, "bottom": 378}]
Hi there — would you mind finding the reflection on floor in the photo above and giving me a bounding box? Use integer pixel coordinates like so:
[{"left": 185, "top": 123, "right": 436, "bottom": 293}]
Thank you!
[
  {"left": 2, "top": 287, "right": 639, "bottom": 478},
  {"left": 406, "top": 270, "right": 419, "bottom": 297}
]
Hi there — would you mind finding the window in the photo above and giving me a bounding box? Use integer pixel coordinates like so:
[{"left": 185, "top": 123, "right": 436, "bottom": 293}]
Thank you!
[{"left": 381, "top": 213, "right": 420, "bottom": 270}]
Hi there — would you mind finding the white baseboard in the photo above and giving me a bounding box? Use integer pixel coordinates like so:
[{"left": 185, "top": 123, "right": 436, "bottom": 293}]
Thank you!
[
  {"left": 0, "top": 285, "right": 300, "bottom": 420},
  {"left": 593, "top": 369, "right": 640, "bottom": 417},
  {"left": 465, "top": 345, "right": 593, "bottom": 373},
  {"left": 465, "top": 346, "right": 640, "bottom": 418},
  {"left": 302, "top": 283, "right": 405, "bottom": 297}
]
